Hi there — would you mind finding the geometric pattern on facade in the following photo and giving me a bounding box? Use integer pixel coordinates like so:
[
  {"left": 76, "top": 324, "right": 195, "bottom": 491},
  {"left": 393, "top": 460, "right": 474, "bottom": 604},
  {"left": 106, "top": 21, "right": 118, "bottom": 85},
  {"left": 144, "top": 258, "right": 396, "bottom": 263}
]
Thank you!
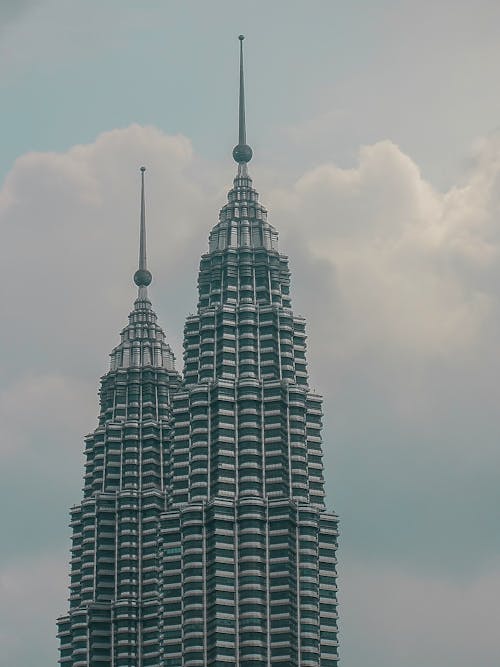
[{"left": 58, "top": 35, "right": 339, "bottom": 667}]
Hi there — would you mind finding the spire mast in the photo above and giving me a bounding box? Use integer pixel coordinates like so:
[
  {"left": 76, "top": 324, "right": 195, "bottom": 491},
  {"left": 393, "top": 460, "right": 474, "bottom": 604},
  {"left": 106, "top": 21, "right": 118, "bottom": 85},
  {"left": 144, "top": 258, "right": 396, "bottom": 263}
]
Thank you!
[
  {"left": 139, "top": 166, "right": 147, "bottom": 273},
  {"left": 238, "top": 34, "right": 246, "bottom": 146},
  {"left": 134, "top": 166, "right": 152, "bottom": 298},
  {"left": 232, "top": 35, "right": 253, "bottom": 165}
]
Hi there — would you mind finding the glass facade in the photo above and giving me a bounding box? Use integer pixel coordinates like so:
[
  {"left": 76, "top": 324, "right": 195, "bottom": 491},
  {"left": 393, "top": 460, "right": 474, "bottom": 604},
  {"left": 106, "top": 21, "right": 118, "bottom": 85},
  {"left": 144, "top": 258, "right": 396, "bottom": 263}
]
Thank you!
[
  {"left": 157, "top": 165, "right": 339, "bottom": 666},
  {"left": 57, "top": 295, "right": 182, "bottom": 666},
  {"left": 58, "top": 41, "right": 339, "bottom": 664}
]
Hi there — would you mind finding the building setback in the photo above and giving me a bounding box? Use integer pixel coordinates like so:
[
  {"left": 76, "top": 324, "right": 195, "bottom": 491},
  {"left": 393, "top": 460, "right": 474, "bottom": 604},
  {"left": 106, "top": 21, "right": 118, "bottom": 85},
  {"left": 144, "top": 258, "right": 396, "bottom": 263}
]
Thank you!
[{"left": 58, "top": 36, "right": 339, "bottom": 667}]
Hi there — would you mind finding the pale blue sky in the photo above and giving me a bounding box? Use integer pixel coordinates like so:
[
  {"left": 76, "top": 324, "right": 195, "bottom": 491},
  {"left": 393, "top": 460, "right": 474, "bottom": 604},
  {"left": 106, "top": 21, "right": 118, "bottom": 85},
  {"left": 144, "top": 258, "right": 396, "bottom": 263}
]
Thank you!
[
  {"left": 2, "top": 0, "right": 500, "bottom": 185},
  {"left": 1, "top": 2, "right": 500, "bottom": 666}
]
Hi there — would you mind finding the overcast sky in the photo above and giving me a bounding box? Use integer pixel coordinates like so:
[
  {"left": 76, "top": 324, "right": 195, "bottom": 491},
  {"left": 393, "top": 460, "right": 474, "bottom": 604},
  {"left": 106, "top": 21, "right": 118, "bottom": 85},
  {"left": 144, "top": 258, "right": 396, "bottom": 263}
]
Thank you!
[{"left": 1, "top": 2, "right": 500, "bottom": 666}]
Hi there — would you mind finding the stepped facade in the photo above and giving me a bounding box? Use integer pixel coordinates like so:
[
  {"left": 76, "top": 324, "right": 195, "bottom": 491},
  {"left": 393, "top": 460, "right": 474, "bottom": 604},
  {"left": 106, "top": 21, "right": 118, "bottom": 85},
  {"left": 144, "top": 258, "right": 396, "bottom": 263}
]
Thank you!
[{"left": 58, "top": 36, "right": 339, "bottom": 667}]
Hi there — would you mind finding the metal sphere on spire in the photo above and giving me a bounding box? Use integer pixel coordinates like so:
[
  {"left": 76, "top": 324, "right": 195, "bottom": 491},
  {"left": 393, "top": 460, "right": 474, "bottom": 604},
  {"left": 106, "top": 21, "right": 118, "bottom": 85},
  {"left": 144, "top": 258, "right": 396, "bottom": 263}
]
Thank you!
[
  {"left": 134, "top": 269, "right": 152, "bottom": 287},
  {"left": 233, "top": 34, "right": 253, "bottom": 164},
  {"left": 232, "top": 143, "right": 253, "bottom": 163}
]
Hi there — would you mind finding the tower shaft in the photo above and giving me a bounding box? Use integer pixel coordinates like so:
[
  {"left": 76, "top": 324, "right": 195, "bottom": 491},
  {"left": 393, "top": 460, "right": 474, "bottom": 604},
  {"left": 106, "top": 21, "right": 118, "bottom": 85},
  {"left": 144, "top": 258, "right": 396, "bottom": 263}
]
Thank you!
[{"left": 157, "top": 162, "right": 338, "bottom": 667}]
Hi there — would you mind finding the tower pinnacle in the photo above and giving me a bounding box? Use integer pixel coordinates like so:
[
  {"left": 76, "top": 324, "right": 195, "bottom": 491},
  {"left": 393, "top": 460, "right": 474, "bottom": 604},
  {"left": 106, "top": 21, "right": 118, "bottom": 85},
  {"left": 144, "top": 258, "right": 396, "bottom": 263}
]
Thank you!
[
  {"left": 133, "top": 166, "right": 152, "bottom": 295},
  {"left": 232, "top": 35, "right": 253, "bottom": 164}
]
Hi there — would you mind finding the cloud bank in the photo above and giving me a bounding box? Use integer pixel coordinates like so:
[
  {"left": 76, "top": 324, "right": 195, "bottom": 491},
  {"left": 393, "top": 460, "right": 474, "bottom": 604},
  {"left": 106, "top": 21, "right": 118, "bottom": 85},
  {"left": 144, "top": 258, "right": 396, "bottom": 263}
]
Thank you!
[{"left": 0, "top": 125, "right": 499, "bottom": 667}]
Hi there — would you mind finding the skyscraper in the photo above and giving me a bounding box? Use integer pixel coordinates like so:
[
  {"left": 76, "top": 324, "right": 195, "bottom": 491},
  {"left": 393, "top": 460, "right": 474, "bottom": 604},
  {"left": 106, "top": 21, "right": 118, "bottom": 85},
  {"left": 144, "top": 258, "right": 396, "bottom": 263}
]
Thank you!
[{"left": 58, "top": 36, "right": 338, "bottom": 667}]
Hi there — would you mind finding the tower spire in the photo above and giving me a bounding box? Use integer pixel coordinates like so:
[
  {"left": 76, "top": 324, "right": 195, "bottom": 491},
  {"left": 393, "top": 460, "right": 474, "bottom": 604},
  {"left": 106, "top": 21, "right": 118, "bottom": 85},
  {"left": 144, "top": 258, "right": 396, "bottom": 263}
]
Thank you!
[
  {"left": 232, "top": 35, "right": 253, "bottom": 165},
  {"left": 238, "top": 34, "right": 246, "bottom": 147},
  {"left": 133, "top": 166, "right": 152, "bottom": 298}
]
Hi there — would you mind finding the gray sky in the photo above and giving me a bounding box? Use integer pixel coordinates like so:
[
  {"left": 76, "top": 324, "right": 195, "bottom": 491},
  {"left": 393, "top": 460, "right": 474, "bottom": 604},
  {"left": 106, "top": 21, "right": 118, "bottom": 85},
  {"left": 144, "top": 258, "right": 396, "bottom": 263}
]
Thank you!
[{"left": 1, "top": 2, "right": 500, "bottom": 666}]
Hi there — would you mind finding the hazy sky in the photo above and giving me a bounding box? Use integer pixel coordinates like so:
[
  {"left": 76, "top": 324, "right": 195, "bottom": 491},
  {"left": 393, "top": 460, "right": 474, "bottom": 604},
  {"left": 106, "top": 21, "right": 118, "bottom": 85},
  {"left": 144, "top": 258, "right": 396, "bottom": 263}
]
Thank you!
[{"left": 1, "top": 2, "right": 500, "bottom": 666}]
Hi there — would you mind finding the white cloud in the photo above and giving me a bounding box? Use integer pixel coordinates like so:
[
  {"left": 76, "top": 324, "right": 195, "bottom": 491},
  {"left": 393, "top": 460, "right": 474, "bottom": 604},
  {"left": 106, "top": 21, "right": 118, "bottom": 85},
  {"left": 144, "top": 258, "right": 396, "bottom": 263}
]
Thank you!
[
  {"left": 0, "top": 125, "right": 209, "bottom": 382},
  {"left": 271, "top": 138, "right": 500, "bottom": 360}
]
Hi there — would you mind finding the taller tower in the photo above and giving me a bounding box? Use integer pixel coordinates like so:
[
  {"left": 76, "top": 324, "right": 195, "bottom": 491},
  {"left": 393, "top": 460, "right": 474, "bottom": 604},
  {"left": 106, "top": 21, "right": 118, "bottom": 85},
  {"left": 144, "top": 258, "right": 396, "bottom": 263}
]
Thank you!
[
  {"left": 58, "top": 37, "right": 339, "bottom": 667},
  {"left": 157, "top": 37, "right": 339, "bottom": 666}
]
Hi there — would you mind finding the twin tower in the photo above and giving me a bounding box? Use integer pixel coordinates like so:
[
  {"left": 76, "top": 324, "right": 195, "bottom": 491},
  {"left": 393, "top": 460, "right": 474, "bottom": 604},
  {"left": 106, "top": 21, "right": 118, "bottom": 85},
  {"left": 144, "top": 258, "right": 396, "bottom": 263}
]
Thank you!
[{"left": 57, "top": 37, "right": 339, "bottom": 667}]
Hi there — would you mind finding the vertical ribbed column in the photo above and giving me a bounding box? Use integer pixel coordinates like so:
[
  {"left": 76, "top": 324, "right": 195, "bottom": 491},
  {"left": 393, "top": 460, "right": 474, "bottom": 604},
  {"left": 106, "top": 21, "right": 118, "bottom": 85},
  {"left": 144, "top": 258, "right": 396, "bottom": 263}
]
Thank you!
[
  {"left": 58, "top": 297, "right": 182, "bottom": 667},
  {"left": 158, "top": 165, "right": 339, "bottom": 666}
]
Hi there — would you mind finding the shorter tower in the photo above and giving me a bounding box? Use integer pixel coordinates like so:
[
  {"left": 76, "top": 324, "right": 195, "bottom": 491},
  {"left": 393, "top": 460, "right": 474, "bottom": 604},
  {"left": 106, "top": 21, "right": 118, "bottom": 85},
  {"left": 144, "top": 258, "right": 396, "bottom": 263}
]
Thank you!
[{"left": 57, "top": 169, "right": 182, "bottom": 666}]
